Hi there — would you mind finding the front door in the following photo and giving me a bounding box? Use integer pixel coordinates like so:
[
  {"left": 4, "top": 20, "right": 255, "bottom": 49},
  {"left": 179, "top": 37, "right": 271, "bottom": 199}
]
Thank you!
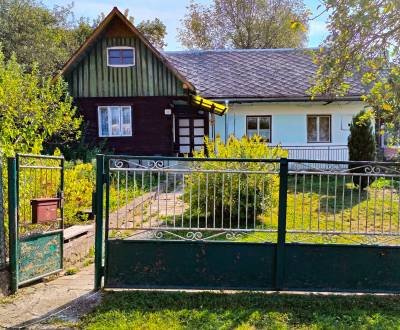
[{"left": 177, "top": 118, "right": 206, "bottom": 155}]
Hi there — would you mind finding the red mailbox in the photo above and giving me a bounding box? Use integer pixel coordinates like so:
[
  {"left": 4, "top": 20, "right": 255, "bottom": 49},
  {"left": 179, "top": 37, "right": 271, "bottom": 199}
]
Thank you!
[{"left": 31, "top": 198, "right": 60, "bottom": 224}]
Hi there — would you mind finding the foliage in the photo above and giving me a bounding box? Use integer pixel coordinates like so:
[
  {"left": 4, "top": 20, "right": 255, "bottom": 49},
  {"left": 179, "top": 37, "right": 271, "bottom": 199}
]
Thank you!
[
  {"left": 348, "top": 110, "right": 376, "bottom": 162},
  {"left": 44, "top": 123, "right": 108, "bottom": 162},
  {"left": 178, "top": 0, "right": 309, "bottom": 49},
  {"left": 185, "top": 136, "right": 286, "bottom": 224},
  {"left": 136, "top": 18, "right": 167, "bottom": 49},
  {"left": 0, "top": 0, "right": 93, "bottom": 77},
  {"left": 309, "top": 0, "right": 400, "bottom": 141},
  {"left": 63, "top": 162, "right": 95, "bottom": 224},
  {"left": 96, "top": 9, "right": 167, "bottom": 50},
  {"left": 0, "top": 2, "right": 168, "bottom": 76},
  {"left": 348, "top": 110, "right": 376, "bottom": 188},
  {"left": 0, "top": 50, "right": 81, "bottom": 157},
  {"left": 81, "top": 290, "right": 400, "bottom": 329}
]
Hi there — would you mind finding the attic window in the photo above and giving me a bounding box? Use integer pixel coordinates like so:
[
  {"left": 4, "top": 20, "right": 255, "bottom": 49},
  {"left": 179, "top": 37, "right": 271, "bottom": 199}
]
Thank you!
[{"left": 107, "top": 47, "right": 135, "bottom": 67}]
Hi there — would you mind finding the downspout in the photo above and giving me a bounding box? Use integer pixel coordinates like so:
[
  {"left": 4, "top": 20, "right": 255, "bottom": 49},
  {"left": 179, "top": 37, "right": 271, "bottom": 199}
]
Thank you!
[{"left": 224, "top": 100, "right": 229, "bottom": 143}]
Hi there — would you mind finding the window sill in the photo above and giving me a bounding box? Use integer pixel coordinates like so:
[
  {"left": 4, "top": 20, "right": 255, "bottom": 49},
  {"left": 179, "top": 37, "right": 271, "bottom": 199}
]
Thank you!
[{"left": 99, "top": 135, "right": 133, "bottom": 138}]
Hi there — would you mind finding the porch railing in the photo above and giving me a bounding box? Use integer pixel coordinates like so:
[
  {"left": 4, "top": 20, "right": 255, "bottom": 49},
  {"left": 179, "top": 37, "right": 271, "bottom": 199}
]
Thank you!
[{"left": 279, "top": 145, "right": 348, "bottom": 162}]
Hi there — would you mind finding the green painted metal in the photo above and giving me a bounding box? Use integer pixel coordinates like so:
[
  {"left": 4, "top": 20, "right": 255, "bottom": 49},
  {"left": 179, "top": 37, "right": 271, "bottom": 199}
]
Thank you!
[
  {"left": 8, "top": 154, "right": 65, "bottom": 292},
  {"left": 275, "top": 158, "right": 288, "bottom": 290},
  {"left": 97, "top": 155, "right": 400, "bottom": 292},
  {"left": 18, "top": 231, "right": 63, "bottom": 284},
  {"left": 106, "top": 240, "right": 276, "bottom": 289},
  {"left": 94, "top": 154, "right": 105, "bottom": 290},
  {"left": 0, "top": 158, "right": 6, "bottom": 270},
  {"left": 64, "top": 37, "right": 186, "bottom": 98},
  {"left": 8, "top": 157, "right": 18, "bottom": 293},
  {"left": 283, "top": 244, "right": 400, "bottom": 292}
]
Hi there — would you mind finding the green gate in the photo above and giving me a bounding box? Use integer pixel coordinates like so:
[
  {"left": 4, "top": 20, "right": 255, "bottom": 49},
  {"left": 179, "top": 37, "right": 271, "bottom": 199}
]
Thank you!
[
  {"left": 95, "top": 154, "right": 400, "bottom": 292},
  {"left": 8, "top": 154, "right": 64, "bottom": 292}
]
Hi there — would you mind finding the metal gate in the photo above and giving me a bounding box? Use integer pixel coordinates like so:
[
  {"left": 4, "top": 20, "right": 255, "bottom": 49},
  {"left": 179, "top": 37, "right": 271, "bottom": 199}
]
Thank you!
[
  {"left": 8, "top": 154, "right": 64, "bottom": 292},
  {"left": 95, "top": 154, "right": 400, "bottom": 292}
]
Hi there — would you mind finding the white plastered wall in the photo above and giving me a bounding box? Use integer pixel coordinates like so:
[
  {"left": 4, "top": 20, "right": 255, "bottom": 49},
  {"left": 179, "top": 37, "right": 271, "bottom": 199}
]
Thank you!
[{"left": 213, "top": 101, "right": 367, "bottom": 146}]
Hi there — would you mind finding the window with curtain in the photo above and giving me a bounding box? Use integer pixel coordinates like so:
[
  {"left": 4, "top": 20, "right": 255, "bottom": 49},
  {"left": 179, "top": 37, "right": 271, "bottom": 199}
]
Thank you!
[
  {"left": 246, "top": 116, "right": 272, "bottom": 142},
  {"left": 98, "top": 106, "right": 132, "bottom": 137},
  {"left": 307, "top": 115, "right": 331, "bottom": 143}
]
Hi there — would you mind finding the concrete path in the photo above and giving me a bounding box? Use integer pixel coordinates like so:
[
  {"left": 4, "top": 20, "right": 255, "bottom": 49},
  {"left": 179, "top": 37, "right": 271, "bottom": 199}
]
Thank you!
[{"left": 0, "top": 265, "right": 100, "bottom": 329}]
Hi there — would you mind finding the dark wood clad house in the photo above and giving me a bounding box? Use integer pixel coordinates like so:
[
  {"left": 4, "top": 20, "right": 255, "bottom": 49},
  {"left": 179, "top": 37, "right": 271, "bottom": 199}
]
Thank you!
[{"left": 58, "top": 7, "right": 225, "bottom": 156}]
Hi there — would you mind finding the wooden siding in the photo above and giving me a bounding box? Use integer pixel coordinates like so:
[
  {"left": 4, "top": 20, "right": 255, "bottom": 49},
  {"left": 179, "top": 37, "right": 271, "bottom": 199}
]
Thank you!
[
  {"left": 64, "top": 36, "right": 185, "bottom": 98},
  {"left": 78, "top": 97, "right": 179, "bottom": 155}
]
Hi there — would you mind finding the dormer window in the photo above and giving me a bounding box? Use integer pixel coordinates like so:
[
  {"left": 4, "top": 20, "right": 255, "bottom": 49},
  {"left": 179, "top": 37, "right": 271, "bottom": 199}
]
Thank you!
[{"left": 107, "top": 47, "right": 135, "bottom": 67}]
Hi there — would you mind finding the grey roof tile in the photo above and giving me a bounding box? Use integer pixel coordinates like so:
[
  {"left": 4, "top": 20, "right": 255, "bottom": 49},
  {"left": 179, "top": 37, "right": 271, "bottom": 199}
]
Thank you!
[{"left": 164, "top": 48, "right": 365, "bottom": 99}]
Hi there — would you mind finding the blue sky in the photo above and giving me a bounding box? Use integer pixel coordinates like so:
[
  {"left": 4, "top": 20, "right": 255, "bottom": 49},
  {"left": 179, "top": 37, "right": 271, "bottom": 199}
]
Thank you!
[{"left": 43, "top": 0, "right": 329, "bottom": 51}]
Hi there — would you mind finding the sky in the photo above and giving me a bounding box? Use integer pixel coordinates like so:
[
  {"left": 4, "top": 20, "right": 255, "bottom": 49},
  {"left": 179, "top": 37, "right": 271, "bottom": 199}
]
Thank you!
[{"left": 43, "top": 0, "right": 329, "bottom": 51}]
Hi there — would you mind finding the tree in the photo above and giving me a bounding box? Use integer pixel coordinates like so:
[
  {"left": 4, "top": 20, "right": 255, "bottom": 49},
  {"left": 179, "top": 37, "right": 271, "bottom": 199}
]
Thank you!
[
  {"left": 0, "top": 0, "right": 93, "bottom": 77},
  {"left": 0, "top": 50, "right": 81, "bottom": 156},
  {"left": 137, "top": 18, "right": 167, "bottom": 49},
  {"left": 348, "top": 110, "right": 376, "bottom": 188},
  {"left": 94, "top": 10, "right": 167, "bottom": 49},
  {"left": 309, "top": 1, "right": 400, "bottom": 144},
  {"left": 178, "top": 0, "right": 309, "bottom": 49}
]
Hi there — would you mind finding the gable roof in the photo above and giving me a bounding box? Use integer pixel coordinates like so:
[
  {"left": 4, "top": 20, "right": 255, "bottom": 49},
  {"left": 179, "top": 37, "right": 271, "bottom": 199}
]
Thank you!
[
  {"left": 164, "top": 48, "right": 365, "bottom": 100},
  {"left": 56, "top": 7, "right": 195, "bottom": 92}
]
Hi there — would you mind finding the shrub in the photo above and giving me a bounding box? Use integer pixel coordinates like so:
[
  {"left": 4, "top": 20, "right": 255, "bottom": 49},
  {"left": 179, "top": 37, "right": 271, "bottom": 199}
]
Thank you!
[
  {"left": 184, "top": 135, "right": 287, "bottom": 227},
  {"left": 348, "top": 110, "right": 376, "bottom": 188},
  {"left": 63, "top": 162, "right": 95, "bottom": 225}
]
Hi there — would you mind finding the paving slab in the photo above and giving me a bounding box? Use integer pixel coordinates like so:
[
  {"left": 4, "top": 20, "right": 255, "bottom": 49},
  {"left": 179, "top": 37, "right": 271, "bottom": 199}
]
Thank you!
[{"left": 0, "top": 265, "right": 98, "bottom": 329}]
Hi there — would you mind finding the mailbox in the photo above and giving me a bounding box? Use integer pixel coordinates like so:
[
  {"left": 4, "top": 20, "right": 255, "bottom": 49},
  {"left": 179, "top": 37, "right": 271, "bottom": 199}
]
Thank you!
[{"left": 31, "top": 198, "right": 60, "bottom": 224}]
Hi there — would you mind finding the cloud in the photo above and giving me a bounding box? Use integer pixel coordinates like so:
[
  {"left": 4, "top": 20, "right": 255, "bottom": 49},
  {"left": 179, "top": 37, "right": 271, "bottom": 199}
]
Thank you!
[{"left": 308, "top": 20, "right": 329, "bottom": 47}]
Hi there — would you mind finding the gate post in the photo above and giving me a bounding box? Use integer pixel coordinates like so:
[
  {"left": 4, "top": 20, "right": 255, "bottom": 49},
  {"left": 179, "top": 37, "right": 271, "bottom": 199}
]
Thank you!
[
  {"left": 275, "top": 157, "right": 288, "bottom": 290},
  {"left": 94, "top": 154, "right": 105, "bottom": 290},
  {"left": 8, "top": 157, "right": 18, "bottom": 293}
]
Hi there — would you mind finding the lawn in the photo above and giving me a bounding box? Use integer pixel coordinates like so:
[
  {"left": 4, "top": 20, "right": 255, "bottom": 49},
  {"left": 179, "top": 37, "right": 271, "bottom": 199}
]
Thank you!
[
  {"left": 80, "top": 291, "right": 400, "bottom": 329},
  {"left": 149, "top": 172, "right": 400, "bottom": 245}
]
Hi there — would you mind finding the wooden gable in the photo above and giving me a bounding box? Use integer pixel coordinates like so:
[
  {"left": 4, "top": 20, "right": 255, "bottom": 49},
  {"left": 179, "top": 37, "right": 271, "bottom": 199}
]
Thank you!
[{"left": 61, "top": 9, "right": 192, "bottom": 98}]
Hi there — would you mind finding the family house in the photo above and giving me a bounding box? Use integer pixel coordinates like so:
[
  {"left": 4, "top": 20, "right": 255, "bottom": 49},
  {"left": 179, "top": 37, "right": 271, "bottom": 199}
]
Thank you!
[{"left": 59, "top": 7, "right": 368, "bottom": 160}]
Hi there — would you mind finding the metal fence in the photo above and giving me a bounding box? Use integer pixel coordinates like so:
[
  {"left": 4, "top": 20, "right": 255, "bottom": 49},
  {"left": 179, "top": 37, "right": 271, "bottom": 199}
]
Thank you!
[
  {"left": 281, "top": 145, "right": 349, "bottom": 162},
  {"left": 286, "top": 160, "right": 400, "bottom": 245},
  {"left": 104, "top": 156, "right": 400, "bottom": 246},
  {"left": 0, "top": 158, "right": 6, "bottom": 270},
  {"left": 106, "top": 157, "right": 280, "bottom": 242}
]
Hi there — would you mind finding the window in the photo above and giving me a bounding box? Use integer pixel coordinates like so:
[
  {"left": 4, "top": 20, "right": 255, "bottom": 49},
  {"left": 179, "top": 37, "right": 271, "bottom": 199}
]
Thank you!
[
  {"left": 246, "top": 116, "right": 271, "bottom": 142},
  {"left": 98, "top": 106, "right": 132, "bottom": 137},
  {"left": 307, "top": 115, "right": 331, "bottom": 143},
  {"left": 107, "top": 47, "right": 135, "bottom": 67}
]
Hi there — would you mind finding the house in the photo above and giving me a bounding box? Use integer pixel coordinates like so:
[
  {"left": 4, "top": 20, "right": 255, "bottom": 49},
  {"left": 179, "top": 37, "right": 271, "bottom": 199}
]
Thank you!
[
  {"left": 165, "top": 49, "right": 366, "bottom": 161},
  {"left": 59, "top": 7, "right": 368, "bottom": 161}
]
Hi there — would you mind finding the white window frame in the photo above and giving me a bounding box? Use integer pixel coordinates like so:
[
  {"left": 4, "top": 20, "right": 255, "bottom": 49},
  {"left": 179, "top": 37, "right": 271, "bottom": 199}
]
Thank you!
[
  {"left": 107, "top": 46, "right": 135, "bottom": 67},
  {"left": 98, "top": 106, "right": 132, "bottom": 137},
  {"left": 307, "top": 115, "right": 331, "bottom": 143}
]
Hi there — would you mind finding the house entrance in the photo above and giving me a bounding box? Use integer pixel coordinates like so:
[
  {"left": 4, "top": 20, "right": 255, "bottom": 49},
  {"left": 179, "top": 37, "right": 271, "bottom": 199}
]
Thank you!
[{"left": 176, "top": 117, "right": 206, "bottom": 155}]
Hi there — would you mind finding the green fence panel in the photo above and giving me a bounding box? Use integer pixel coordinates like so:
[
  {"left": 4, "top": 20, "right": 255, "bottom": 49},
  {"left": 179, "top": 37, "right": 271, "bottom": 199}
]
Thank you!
[
  {"left": 106, "top": 240, "right": 276, "bottom": 290},
  {"left": 18, "top": 231, "right": 62, "bottom": 284},
  {"left": 0, "top": 158, "right": 6, "bottom": 270}
]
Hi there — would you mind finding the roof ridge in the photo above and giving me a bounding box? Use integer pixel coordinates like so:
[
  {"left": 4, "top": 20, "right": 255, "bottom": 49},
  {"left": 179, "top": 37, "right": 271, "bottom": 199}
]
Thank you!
[{"left": 163, "top": 47, "right": 318, "bottom": 55}]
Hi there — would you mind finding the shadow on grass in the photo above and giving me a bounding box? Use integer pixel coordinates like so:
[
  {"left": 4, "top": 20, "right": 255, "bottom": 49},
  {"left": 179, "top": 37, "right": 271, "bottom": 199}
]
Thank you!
[{"left": 81, "top": 290, "right": 400, "bottom": 329}]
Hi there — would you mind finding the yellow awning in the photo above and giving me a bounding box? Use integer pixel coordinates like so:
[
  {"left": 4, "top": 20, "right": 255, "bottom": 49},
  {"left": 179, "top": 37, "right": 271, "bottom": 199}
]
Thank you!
[{"left": 191, "top": 95, "right": 228, "bottom": 116}]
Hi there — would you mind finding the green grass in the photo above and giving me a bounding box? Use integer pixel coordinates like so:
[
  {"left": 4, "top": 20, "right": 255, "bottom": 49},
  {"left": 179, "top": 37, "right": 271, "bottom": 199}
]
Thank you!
[
  {"left": 80, "top": 291, "right": 400, "bottom": 329},
  {"left": 152, "top": 174, "right": 400, "bottom": 244}
]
